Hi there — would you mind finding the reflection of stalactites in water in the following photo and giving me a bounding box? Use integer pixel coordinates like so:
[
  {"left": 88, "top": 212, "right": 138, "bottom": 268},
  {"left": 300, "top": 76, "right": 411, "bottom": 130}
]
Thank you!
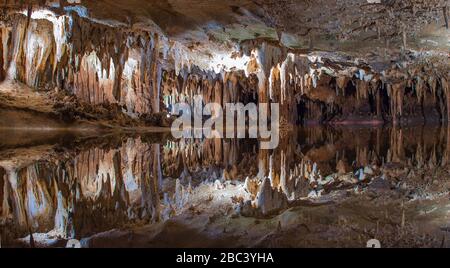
[
  {"left": 8, "top": 170, "right": 27, "bottom": 228},
  {"left": 0, "top": 168, "right": 6, "bottom": 218},
  {"left": 53, "top": 190, "right": 68, "bottom": 236},
  {"left": 25, "top": 164, "right": 54, "bottom": 230},
  {"left": 0, "top": 137, "right": 166, "bottom": 239},
  {"left": 139, "top": 143, "right": 163, "bottom": 223},
  {"left": 2, "top": 125, "right": 450, "bottom": 241}
]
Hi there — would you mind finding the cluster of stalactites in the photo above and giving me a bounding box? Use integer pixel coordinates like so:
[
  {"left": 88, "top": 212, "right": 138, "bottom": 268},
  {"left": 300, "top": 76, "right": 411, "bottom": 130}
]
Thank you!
[
  {"left": 384, "top": 61, "right": 449, "bottom": 117},
  {"left": 1, "top": 8, "right": 448, "bottom": 122},
  {"left": 298, "top": 58, "right": 449, "bottom": 123},
  {"left": 161, "top": 68, "right": 258, "bottom": 113},
  {"left": 0, "top": 12, "right": 162, "bottom": 115}
]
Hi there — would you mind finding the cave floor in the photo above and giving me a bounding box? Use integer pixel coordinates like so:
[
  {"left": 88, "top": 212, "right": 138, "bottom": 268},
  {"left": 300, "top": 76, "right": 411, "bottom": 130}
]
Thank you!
[{"left": 78, "top": 195, "right": 450, "bottom": 248}]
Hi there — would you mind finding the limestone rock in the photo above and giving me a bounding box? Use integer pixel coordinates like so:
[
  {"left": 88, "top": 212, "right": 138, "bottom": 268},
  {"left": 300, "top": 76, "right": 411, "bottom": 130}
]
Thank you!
[{"left": 255, "top": 178, "right": 288, "bottom": 216}]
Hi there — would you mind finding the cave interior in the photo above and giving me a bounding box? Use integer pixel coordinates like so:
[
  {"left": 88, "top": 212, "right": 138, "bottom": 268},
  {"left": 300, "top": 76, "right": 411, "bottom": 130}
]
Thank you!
[{"left": 0, "top": 0, "right": 449, "bottom": 248}]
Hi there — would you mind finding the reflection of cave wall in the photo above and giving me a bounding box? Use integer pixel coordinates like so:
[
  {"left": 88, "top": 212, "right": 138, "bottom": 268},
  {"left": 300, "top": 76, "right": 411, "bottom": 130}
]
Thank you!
[
  {"left": 1, "top": 125, "right": 450, "bottom": 240},
  {"left": 244, "top": 124, "right": 450, "bottom": 216},
  {"left": 0, "top": 136, "right": 259, "bottom": 241},
  {"left": 0, "top": 138, "right": 162, "bottom": 240},
  {"left": 163, "top": 138, "right": 259, "bottom": 179},
  {"left": 294, "top": 126, "right": 450, "bottom": 173}
]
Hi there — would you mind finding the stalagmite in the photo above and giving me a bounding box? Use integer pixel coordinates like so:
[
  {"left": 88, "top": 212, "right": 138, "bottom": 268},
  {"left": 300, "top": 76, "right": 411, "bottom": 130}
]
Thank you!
[{"left": 255, "top": 177, "right": 288, "bottom": 216}]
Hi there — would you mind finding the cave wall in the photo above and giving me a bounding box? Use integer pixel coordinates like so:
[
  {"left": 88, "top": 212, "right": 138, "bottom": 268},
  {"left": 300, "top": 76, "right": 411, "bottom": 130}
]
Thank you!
[
  {"left": 1, "top": 13, "right": 162, "bottom": 116},
  {"left": 0, "top": 10, "right": 448, "bottom": 124},
  {"left": 295, "top": 70, "right": 449, "bottom": 124}
]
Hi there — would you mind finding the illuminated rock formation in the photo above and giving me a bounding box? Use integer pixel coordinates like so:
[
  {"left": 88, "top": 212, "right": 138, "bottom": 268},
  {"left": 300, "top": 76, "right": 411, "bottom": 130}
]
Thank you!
[
  {"left": 0, "top": 1, "right": 447, "bottom": 126},
  {"left": 0, "top": 0, "right": 449, "bottom": 248}
]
